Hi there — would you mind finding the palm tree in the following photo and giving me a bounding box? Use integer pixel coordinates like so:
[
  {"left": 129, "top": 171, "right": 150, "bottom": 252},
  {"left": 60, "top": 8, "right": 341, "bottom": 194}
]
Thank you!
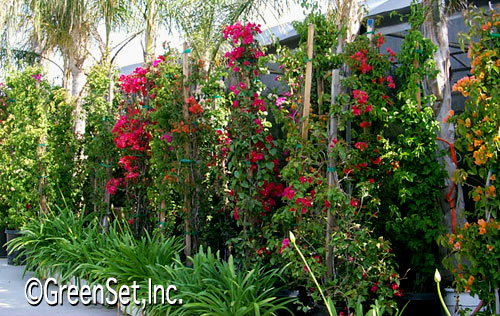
[{"left": 0, "top": 0, "right": 134, "bottom": 135}]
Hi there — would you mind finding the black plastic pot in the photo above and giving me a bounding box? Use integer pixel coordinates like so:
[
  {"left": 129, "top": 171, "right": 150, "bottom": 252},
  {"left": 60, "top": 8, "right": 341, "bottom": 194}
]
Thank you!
[
  {"left": 5, "top": 229, "right": 25, "bottom": 265},
  {"left": 276, "top": 289, "right": 308, "bottom": 316},
  {"left": 0, "top": 228, "right": 7, "bottom": 258},
  {"left": 399, "top": 292, "right": 440, "bottom": 316}
]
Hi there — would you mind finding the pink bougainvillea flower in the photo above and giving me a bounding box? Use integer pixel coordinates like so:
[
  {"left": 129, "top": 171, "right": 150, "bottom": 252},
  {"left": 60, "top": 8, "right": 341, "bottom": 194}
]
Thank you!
[
  {"left": 365, "top": 104, "right": 373, "bottom": 113},
  {"left": 32, "top": 74, "right": 42, "bottom": 81},
  {"left": 160, "top": 132, "right": 173, "bottom": 143},
  {"left": 360, "top": 121, "right": 371, "bottom": 128},
  {"left": 284, "top": 186, "right": 295, "bottom": 200},
  {"left": 350, "top": 198, "right": 359, "bottom": 208},
  {"left": 275, "top": 97, "right": 286, "bottom": 107},
  {"left": 106, "top": 177, "right": 122, "bottom": 195},
  {"left": 128, "top": 219, "right": 134, "bottom": 225},
  {"left": 354, "top": 142, "right": 368, "bottom": 151},
  {"left": 359, "top": 61, "right": 373, "bottom": 74},
  {"left": 387, "top": 76, "right": 396, "bottom": 88},
  {"left": 352, "top": 105, "right": 362, "bottom": 116},
  {"left": 371, "top": 157, "right": 382, "bottom": 165},
  {"left": 377, "top": 34, "right": 385, "bottom": 48},
  {"left": 282, "top": 238, "right": 290, "bottom": 248}
]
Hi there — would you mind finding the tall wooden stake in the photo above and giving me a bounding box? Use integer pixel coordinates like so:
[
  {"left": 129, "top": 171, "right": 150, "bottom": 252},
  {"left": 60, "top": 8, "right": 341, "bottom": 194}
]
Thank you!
[
  {"left": 301, "top": 24, "right": 314, "bottom": 140},
  {"left": 182, "top": 42, "right": 192, "bottom": 258},
  {"left": 326, "top": 39, "right": 344, "bottom": 280}
]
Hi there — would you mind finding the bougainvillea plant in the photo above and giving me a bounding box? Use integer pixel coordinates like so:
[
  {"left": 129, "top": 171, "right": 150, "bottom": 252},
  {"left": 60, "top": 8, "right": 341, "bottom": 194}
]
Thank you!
[
  {"left": 217, "top": 22, "right": 284, "bottom": 263},
  {"left": 106, "top": 59, "right": 157, "bottom": 233},
  {"left": 265, "top": 13, "right": 402, "bottom": 311}
]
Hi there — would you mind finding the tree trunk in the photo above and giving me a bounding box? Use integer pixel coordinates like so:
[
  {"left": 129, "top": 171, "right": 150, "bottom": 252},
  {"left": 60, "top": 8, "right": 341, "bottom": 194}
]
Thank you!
[
  {"left": 144, "top": 0, "right": 157, "bottom": 63},
  {"left": 423, "top": 0, "right": 465, "bottom": 235},
  {"left": 70, "top": 60, "right": 87, "bottom": 137}
]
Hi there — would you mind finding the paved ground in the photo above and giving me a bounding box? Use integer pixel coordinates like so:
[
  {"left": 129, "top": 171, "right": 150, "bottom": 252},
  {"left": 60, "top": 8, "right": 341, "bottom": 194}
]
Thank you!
[{"left": 0, "top": 258, "right": 124, "bottom": 316}]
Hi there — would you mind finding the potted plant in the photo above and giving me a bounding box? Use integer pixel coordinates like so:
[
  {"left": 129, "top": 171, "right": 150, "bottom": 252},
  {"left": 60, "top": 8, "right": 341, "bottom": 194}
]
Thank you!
[{"left": 5, "top": 207, "right": 30, "bottom": 265}]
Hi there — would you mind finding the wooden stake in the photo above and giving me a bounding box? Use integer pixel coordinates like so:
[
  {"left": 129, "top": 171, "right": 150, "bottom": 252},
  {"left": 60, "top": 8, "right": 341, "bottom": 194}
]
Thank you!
[
  {"left": 182, "top": 42, "right": 192, "bottom": 258},
  {"left": 325, "top": 39, "right": 344, "bottom": 280},
  {"left": 301, "top": 24, "right": 315, "bottom": 140},
  {"left": 37, "top": 91, "right": 48, "bottom": 214}
]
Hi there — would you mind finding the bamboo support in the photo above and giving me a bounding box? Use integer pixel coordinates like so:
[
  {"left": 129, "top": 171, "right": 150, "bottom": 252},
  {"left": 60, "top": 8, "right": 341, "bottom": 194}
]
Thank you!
[
  {"left": 301, "top": 24, "right": 315, "bottom": 140},
  {"left": 182, "top": 42, "right": 192, "bottom": 258},
  {"left": 37, "top": 86, "right": 48, "bottom": 214},
  {"left": 325, "top": 39, "right": 344, "bottom": 280}
]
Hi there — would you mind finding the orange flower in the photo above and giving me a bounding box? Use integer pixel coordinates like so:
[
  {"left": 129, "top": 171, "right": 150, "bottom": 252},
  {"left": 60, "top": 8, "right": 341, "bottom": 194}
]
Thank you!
[
  {"left": 464, "top": 222, "right": 470, "bottom": 229},
  {"left": 473, "top": 187, "right": 483, "bottom": 202},
  {"left": 479, "top": 226, "right": 487, "bottom": 235},
  {"left": 454, "top": 241, "right": 461, "bottom": 250},
  {"left": 486, "top": 244, "right": 494, "bottom": 252},
  {"left": 467, "top": 275, "right": 474, "bottom": 285},
  {"left": 483, "top": 115, "right": 492, "bottom": 123},
  {"left": 465, "top": 275, "right": 475, "bottom": 292},
  {"left": 496, "top": 59, "right": 500, "bottom": 67},
  {"left": 487, "top": 185, "right": 496, "bottom": 197},
  {"left": 481, "top": 22, "right": 492, "bottom": 31},
  {"left": 490, "top": 174, "right": 496, "bottom": 181},
  {"left": 478, "top": 219, "right": 487, "bottom": 227},
  {"left": 474, "top": 130, "right": 482, "bottom": 136},
  {"left": 473, "top": 145, "right": 489, "bottom": 165},
  {"left": 465, "top": 118, "right": 471, "bottom": 128}
]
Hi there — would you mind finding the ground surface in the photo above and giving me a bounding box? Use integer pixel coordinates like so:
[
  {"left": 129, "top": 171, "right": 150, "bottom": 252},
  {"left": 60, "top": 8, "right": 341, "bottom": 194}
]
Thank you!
[{"left": 0, "top": 258, "right": 123, "bottom": 316}]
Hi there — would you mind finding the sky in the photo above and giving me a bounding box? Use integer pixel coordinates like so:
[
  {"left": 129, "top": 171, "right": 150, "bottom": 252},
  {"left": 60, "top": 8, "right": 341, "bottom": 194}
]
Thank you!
[
  {"left": 45, "top": 0, "right": 391, "bottom": 83},
  {"left": 46, "top": 1, "right": 310, "bottom": 83}
]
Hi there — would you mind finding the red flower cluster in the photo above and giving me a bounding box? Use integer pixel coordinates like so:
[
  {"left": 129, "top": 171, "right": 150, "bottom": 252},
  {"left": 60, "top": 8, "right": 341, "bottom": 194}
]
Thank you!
[
  {"left": 119, "top": 66, "right": 150, "bottom": 95},
  {"left": 106, "top": 177, "right": 123, "bottom": 195},
  {"left": 352, "top": 90, "right": 373, "bottom": 116},
  {"left": 187, "top": 96, "right": 204, "bottom": 115},
  {"left": 350, "top": 49, "right": 373, "bottom": 74},
  {"left": 223, "top": 22, "right": 262, "bottom": 45},
  {"left": 112, "top": 108, "right": 151, "bottom": 151}
]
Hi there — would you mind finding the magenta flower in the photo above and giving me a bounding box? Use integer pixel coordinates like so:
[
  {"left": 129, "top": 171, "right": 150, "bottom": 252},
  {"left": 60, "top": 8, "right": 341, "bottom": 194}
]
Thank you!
[{"left": 284, "top": 186, "right": 295, "bottom": 200}]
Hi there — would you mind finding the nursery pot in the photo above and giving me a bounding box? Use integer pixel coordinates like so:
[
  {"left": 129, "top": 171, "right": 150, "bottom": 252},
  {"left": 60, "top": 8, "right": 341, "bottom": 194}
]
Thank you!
[
  {"left": 399, "top": 292, "right": 440, "bottom": 316},
  {"left": 0, "top": 228, "right": 7, "bottom": 258},
  {"left": 276, "top": 289, "right": 308, "bottom": 316},
  {"left": 443, "top": 288, "right": 483, "bottom": 316},
  {"left": 5, "top": 229, "right": 25, "bottom": 265}
]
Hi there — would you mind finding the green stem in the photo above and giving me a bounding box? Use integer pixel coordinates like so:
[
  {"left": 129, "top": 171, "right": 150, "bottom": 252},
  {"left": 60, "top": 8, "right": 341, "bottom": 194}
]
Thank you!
[
  {"left": 291, "top": 236, "right": 334, "bottom": 316},
  {"left": 437, "top": 281, "right": 451, "bottom": 316}
]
